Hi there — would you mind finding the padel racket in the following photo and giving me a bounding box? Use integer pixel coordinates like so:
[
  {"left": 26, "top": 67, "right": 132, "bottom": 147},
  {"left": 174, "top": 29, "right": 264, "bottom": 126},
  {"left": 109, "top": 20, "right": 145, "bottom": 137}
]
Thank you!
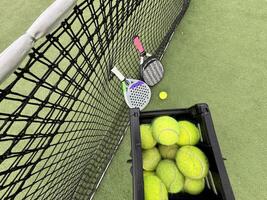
[
  {"left": 133, "top": 35, "right": 164, "bottom": 86},
  {"left": 111, "top": 67, "right": 151, "bottom": 111}
]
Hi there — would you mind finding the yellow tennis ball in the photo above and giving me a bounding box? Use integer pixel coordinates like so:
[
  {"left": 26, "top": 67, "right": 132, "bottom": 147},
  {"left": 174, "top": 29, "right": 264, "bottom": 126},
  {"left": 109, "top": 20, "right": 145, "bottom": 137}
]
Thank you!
[
  {"left": 158, "top": 144, "right": 179, "bottom": 160},
  {"left": 152, "top": 116, "right": 179, "bottom": 145},
  {"left": 144, "top": 175, "right": 168, "bottom": 200},
  {"left": 184, "top": 177, "right": 205, "bottom": 195},
  {"left": 156, "top": 160, "right": 184, "bottom": 193},
  {"left": 142, "top": 147, "right": 161, "bottom": 171},
  {"left": 159, "top": 91, "right": 168, "bottom": 100},
  {"left": 143, "top": 171, "right": 156, "bottom": 177},
  {"left": 176, "top": 146, "right": 209, "bottom": 179},
  {"left": 177, "top": 121, "right": 200, "bottom": 146},
  {"left": 140, "top": 124, "right": 157, "bottom": 149}
]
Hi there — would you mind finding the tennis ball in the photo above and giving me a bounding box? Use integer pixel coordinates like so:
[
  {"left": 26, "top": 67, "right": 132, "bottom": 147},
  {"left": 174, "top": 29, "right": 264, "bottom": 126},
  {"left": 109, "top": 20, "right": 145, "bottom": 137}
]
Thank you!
[
  {"left": 159, "top": 91, "right": 168, "bottom": 100},
  {"left": 158, "top": 144, "right": 179, "bottom": 160},
  {"left": 143, "top": 171, "right": 156, "bottom": 177},
  {"left": 152, "top": 116, "right": 179, "bottom": 145},
  {"left": 140, "top": 124, "right": 157, "bottom": 149},
  {"left": 142, "top": 147, "right": 161, "bottom": 171},
  {"left": 184, "top": 177, "right": 205, "bottom": 195},
  {"left": 144, "top": 175, "right": 168, "bottom": 200},
  {"left": 176, "top": 146, "right": 209, "bottom": 179},
  {"left": 156, "top": 159, "right": 184, "bottom": 193},
  {"left": 177, "top": 121, "right": 200, "bottom": 146}
]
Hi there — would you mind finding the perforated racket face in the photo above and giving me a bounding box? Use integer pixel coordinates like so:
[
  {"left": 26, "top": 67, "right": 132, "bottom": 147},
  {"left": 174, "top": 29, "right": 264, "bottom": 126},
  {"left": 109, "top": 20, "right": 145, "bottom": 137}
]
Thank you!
[
  {"left": 142, "top": 59, "right": 164, "bottom": 86},
  {"left": 124, "top": 79, "right": 151, "bottom": 110}
]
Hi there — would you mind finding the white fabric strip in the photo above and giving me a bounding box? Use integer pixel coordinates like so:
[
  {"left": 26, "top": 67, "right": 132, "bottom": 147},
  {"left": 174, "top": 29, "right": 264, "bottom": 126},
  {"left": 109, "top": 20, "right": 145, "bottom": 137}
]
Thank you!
[
  {"left": 0, "top": 0, "right": 77, "bottom": 84},
  {"left": 0, "top": 34, "right": 34, "bottom": 83},
  {"left": 27, "top": 0, "right": 77, "bottom": 40}
]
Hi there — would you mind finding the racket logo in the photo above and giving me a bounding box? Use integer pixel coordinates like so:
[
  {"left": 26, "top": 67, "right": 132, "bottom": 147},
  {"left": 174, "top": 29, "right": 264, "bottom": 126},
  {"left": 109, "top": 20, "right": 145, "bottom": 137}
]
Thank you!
[{"left": 130, "top": 81, "right": 144, "bottom": 90}]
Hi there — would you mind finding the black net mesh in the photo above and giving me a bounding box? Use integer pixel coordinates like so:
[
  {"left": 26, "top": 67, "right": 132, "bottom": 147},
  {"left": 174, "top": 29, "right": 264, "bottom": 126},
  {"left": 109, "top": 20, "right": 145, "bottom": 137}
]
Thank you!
[{"left": 0, "top": 0, "right": 189, "bottom": 199}]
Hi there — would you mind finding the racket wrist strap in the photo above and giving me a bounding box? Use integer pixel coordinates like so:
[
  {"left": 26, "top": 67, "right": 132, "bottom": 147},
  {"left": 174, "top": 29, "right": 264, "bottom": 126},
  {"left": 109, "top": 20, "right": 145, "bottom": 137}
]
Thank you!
[{"left": 140, "top": 57, "right": 144, "bottom": 64}]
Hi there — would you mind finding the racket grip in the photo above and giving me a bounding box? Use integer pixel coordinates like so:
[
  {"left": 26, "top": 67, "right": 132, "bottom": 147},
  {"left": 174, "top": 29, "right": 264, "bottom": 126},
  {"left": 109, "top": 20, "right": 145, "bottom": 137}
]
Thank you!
[
  {"left": 133, "top": 35, "right": 145, "bottom": 54},
  {"left": 111, "top": 67, "right": 125, "bottom": 81}
]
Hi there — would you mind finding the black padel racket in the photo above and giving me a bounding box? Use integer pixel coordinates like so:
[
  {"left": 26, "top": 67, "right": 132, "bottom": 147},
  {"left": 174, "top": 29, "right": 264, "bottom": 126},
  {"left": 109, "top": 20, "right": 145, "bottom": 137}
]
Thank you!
[{"left": 133, "top": 35, "right": 164, "bottom": 86}]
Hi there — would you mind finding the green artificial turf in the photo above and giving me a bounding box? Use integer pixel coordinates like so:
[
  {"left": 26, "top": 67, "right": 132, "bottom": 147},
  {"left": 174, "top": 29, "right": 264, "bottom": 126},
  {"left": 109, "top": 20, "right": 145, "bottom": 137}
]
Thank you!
[
  {"left": 94, "top": 0, "right": 267, "bottom": 200},
  {"left": 0, "top": 0, "right": 54, "bottom": 52},
  {"left": 1, "top": 0, "right": 267, "bottom": 200}
]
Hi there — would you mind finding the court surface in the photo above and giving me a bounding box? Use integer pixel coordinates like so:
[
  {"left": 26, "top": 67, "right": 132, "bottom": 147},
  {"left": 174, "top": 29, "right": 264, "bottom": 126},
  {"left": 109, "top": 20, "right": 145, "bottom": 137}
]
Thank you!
[{"left": 1, "top": 0, "right": 267, "bottom": 200}]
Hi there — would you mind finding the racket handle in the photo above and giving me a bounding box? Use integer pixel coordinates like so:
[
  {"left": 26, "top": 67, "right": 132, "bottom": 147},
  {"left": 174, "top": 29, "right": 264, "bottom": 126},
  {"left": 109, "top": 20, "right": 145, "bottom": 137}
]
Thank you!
[
  {"left": 133, "top": 35, "right": 145, "bottom": 54},
  {"left": 111, "top": 67, "right": 125, "bottom": 81}
]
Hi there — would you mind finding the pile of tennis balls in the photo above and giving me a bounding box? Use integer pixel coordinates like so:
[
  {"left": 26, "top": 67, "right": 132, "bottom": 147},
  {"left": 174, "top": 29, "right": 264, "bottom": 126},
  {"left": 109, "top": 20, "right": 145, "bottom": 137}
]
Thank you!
[{"left": 141, "top": 116, "right": 209, "bottom": 200}]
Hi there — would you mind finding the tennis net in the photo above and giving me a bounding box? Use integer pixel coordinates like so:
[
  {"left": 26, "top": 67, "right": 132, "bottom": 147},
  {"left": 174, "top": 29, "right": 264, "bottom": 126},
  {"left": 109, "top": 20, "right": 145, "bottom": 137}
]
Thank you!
[{"left": 0, "top": 0, "right": 189, "bottom": 199}]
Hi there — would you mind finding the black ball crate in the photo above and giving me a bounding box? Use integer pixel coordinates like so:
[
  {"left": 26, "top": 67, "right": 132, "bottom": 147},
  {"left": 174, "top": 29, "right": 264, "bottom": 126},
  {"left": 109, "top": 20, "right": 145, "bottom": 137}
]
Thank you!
[{"left": 129, "top": 104, "right": 235, "bottom": 200}]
